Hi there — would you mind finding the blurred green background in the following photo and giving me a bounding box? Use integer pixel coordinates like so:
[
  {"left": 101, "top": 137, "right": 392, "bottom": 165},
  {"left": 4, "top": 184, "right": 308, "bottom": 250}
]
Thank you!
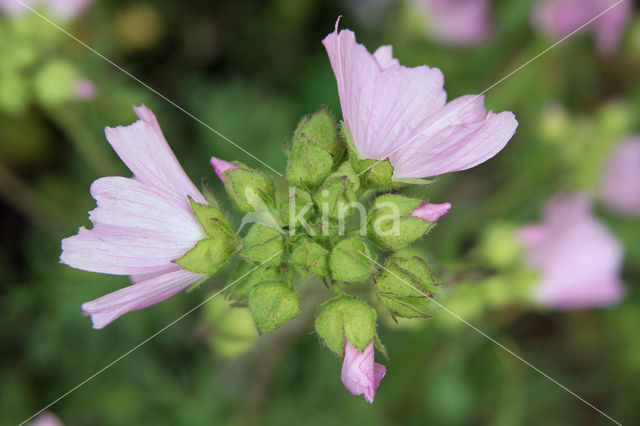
[{"left": 1, "top": 0, "right": 639, "bottom": 425}]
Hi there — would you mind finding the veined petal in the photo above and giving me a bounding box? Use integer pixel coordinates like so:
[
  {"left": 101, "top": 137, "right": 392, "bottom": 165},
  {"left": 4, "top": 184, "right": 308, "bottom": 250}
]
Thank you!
[
  {"left": 372, "top": 45, "right": 399, "bottom": 69},
  {"left": 104, "top": 105, "right": 206, "bottom": 204},
  {"left": 82, "top": 268, "right": 204, "bottom": 329},
  {"left": 322, "top": 22, "right": 446, "bottom": 160}
]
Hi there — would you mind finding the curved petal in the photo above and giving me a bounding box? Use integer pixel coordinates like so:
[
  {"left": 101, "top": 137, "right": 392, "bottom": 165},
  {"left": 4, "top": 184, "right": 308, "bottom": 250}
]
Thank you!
[
  {"left": 104, "top": 105, "right": 206, "bottom": 204},
  {"left": 372, "top": 45, "right": 399, "bottom": 69},
  {"left": 322, "top": 22, "right": 446, "bottom": 160},
  {"left": 82, "top": 268, "right": 204, "bottom": 329},
  {"left": 340, "top": 340, "right": 386, "bottom": 403}
]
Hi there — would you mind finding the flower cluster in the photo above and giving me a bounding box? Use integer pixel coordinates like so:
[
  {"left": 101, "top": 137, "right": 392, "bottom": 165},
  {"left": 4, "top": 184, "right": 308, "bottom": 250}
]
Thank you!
[{"left": 60, "top": 19, "right": 517, "bottom": 402}]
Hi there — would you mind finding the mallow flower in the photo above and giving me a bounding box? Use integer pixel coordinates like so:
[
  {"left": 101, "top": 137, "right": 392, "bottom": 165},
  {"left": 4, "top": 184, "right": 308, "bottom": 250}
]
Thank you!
[
  {"left": 412, "top": 0, "right": 491, "bottom": 46},
  {"left": 61, "top": 105, "right": 234, "bottom": 329},
  {"left": 341, "top": 339, "right": 386, "bottom": 403},
  {"left": 600, "top": 137, "right": 640, "bottom": 216},
  {"left": 322, "top": 19, "right": 518, "bottom": 183},
  {"left": 519, "top": 195, "right": 624, "bottom": 309},
  {"left": 532, "top": 0, "right": 632, "bottom": 54}
]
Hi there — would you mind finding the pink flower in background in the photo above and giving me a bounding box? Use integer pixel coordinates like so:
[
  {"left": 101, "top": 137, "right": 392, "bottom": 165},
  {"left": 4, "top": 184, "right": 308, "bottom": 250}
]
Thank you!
[
  {"left": 411, "top": 201, "right": 451, "bottom": 222},
  {"left": 27, "top": 412, "right": 63, "bottom": 426},
  {"left": 73, "top": 78, "right": 97, "bottom": 101},
  {"left": 600, "top": 138, "right": 640, "bottom": 215},
  {"left": 322, "top": 20, "right": 518, "bottom": 180},
  {"left": 341, "top": 339, "right": 386, "bottom": 403},
  {"left": 210, "top": 156, "right": 238, "bottom": 184},
  {"left": 414, "top": 0, "right": 491, "bottom": 46},
  {"left": 0, "top": 0, "right": 94, "bottom": 19},
  {"left": 532, "top": 0, "right": 632, "bottom": 54},
  {"left": 519, "top": 195, "right": 624, "bottom": 309},
  {"left": 61, "top": 105, "right": 208, "bottom": 329}
]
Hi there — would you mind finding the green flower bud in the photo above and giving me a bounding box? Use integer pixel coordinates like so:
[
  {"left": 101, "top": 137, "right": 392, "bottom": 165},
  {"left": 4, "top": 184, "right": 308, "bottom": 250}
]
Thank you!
[
  {"left": 220, "top": 163, "right": 275, "bottom": 214},
  {"left": 204, "top": 297, "right": 258, "bottom": 358},
  {"left": 174, "top": 199, "right": 238, "bottom": 274},
  {"left": 280, "top": 186, "right": 315, "bottom": 231},
  {"left": 294, "top": 106, "right": 344, "bottom": 162},
  {"left": 375, "top": 253, "right": 444, "bottom": 318},
  {"left": 366, "top": 194, "right": 434, "bottom": 251},
  {"left": 238, "top": 223, "right": 284, "bottom": 267},
  {"left": 314, "top": 296, "right": 376, "bottom": 356},
  {"left": 329, "top": 236, "right": 377, "bottom": 283},
  {"left": 249, "top": 281, "right": 300, "bottom": 333},
  {"left": 313, "top": 162, "right": 360, "bottom": 220},
  {"left": 226, "top": 261, "right": 282, "bottom": 303},
  {"left": 286, "top": 137, "right": 333, "bottom": 188},
  {"left": 342, "top": 124, "right": 393, "bottom": 190},
  {"left": 289, "top": 237, "right": 329, "bottom": 280}
]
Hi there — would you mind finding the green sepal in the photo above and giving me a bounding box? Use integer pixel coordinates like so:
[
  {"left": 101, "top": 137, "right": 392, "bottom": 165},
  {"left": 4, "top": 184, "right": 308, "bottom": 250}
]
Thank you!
[
  {"left": 201, "top": 178, "right": 221, "bottom": 209},
  {"left": 189, "top": 197, "right": 234, "bottom": 237},
  {"left": 375, "top": 253, "right": 444, "bottom": 318},
  {"left": 226, "top": 261, "right": 282, "bottom": 304},
  {"left": 313, "top": 162, "right": 360, "bottom": 219},
  {"left": 238, "top": 223, "right": 284, "bottom": 266},
  {"left": 342, "top": 124, "right": 394, "bottom": 190},
  {"left": 366, "top": 194, "right": 434, "bottom": 251},
  {"left": 289, "top": 237, "right": 329, "bottom": 280},
  {"left": 286, "top": 138, "right": 333, "bottom": 189},
  {"left": 329, "top": 236, "right": 377, "bottom": 283},
  {"left": 249, "top": 281, "right": 300, "bottom": 333},
  {"left": 174, "top": 237, "right": 238, "bottom": 274},
  {"left": 223, "top": 165, "right": 275, "bottom": 214},
  {"left": 314, "top": 296, "right": 376, "bottom": 356},
  {"left": 294, "top": 106, "right": 344, "bottom": 162}
]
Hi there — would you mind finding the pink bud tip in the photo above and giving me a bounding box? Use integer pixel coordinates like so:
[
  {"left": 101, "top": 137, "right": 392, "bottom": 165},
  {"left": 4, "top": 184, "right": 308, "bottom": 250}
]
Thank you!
[
  {"left": 210, "top": 156, "right": 238, "bottom": 184},
  {"left": 341, "top": 339, "right": 386, "bottom": 403},
  {"left": 411, "top": 201, "right": 451, "bottom": 222}
]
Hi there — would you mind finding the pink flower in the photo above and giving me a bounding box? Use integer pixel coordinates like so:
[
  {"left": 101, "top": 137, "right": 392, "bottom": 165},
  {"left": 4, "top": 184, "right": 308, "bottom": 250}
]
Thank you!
[
  {"left": 28, "top": 412, "right": 63, "bottom": 426},
  {"left": 210, "top": 156, "right": 238, "bottom": 184},
  {"left": 411, "top": 201, "right": 451, "bottom": 222},
  {"left": 519, "top": 195, "right": 624, "bottom": 309},
  {"left": 73, "top": 78, "right": 97, "bottom": 101},
  {"left": 322, "top": 19, "right": 518, "bottom": 180},
  {"left": 61, "top": 105, "right": 209, "bottom": 329},
  {"left": 414, "top": 0, "right": 491, "bottom": 46},
  {"left": 0, "top": 0, "right": 94, "bottom": 19},
  {"left": 341, "top": 339, "right": 386, "bottom": 403},
  {"left": 532, "top": 0, "right": 632, "bottom": 54},
  {"left": 600, "top": 137, "right": 640, "bottom": 215}
]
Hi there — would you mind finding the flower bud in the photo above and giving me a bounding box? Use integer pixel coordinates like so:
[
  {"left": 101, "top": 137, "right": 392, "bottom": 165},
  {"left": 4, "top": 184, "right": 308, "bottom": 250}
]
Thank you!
[
  {"left": 210, "top": 157, "right": 275, "bottom": 213},
  {"left": 374, "top": 253, "right": 444, "bottom": 318},
  {"left": 313, "top": 162, "right": 360, "bottom": 219},
  {"left": 314, "top": 296, "right": 376, "bottom": 356},
  {"left": 289, "top": 237, "right": 329, "bottom": 280},
  {"left": 329, "top": 236, "right": 377, "bottom": 283},
  {"left": 341, "top": 340, "right": 386, "bottom": 403},
  {"left": 249, "top": 281, "right": 300, "bottom": 333},
  {"left": 367, "top": 194, "right": 442, "bottom": 251},
  {"left": 343, "top": 124, "right": 393, "bottom": 190},
  {"left": 173, "top": 199, "right": 238, "bottom": 274},
  {"left": 238, "top": 223, "right": 284, "bottom": 267},
  {"left": 204, "top": 296, "right": 258, "bottom": 358},
  {"left": 287, "top": 107, "right": 342, "bottom": 188}
]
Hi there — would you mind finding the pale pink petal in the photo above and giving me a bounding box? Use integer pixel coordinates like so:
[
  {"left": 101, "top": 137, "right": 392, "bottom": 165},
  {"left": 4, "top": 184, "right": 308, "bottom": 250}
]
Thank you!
[
  {"left": 594, "top": 0, "right": 633, "bottom": 53},
  {"left": 372, "top": 45, "right": 399, "bottom": 69},
  {"left": 27, "top": 412, "right": 64, "bottom": 426},
  {"left": 210, "top": 156, "right": 238, "bottom": 184},
  {"left": 322, "top": 21, "right": 447, "bottom": 160},
  {"left": 104, "top": 105, "right": 206, "bottom": 204},
  {"left": 519, "top": 194, "right": 625, "bottom": 309},
  {"left": 82, "top": 268, "right": 204, "bottom": 329},
  {"left": 48, "top": 0, "right": 93, "bottom": 19},
  {"left": 340, "top": 339, "right": 386, "bottom": 403},
  {"left": 417, "top": 0, "right": 491, "bottom": 46},
  {"left": 0, "top": 0, "right": 37, "bottom": 15},
  {"left": 130, "top": 264, "right": 182, "bottom": 284},
  {"left": 60, "top": 177, "right": 205, "bottom": 275},
  {"left": 600, "top": 138, "right": 640, "bottom": 215},
  {"left": 411, "top": 201, "right": 451, "bottom": 222}
]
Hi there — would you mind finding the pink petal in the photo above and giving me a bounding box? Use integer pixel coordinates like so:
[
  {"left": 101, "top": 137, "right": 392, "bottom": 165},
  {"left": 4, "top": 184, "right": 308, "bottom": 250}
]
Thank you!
[
  {"left": 340, "top": 339, "right": 385, "bottom": 403},
  {"left": 27, "top": 412, "right": 64, "bottom": 426},
  {"left": 519, "top": 194, "right": 625, "bottom": 309},
  {"left": 417, "top": 0, "right": 491, "bottom": 46},
  {"left": 60, "top": 177, "right": 205, "bottom": 275},
  {"left": 372, "top": 45, "right": 399, "bottom": 69},
  {"left": 411, "top": 201, "right": 451, "bottom": 222},
  {"left": 600, "top": 138, "right": 640, "bottom": 215},
  {"left": 210, "top": 156, "right": 238, "bottom": 184},
  {"left": 104, "top": 105, "right": 206, "bottom": 204},
  {"left": 82, "top": 268, "right": 204, "bottom": 329},
  {"left": 48, "top": 0, "right": 94, "bottom": 19},
  {"left": 322, "top": 21, "right": 447, "bottom": 161}
]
